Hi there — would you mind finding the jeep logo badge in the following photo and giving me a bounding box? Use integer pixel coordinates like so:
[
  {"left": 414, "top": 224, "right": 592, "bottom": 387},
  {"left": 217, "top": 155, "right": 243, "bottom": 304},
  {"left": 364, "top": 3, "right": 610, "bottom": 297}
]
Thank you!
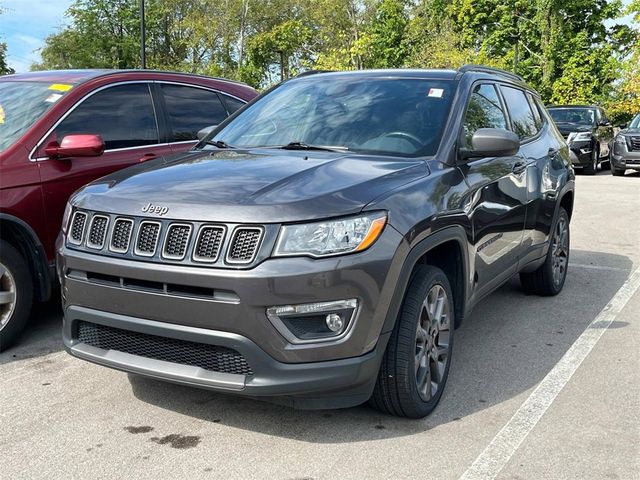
[{"left": 142, "top": 202, "right": 169, "bottom": 216}]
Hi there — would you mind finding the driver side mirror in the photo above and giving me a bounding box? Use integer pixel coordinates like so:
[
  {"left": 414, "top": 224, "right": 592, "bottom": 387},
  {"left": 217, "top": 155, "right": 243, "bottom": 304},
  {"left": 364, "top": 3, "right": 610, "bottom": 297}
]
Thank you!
[
  {"left": 618, "top": 123, "right": 627, "bottom": 129},
  {"left": 45, "top": 134, "right": 105, "bottom": 159},
  {"left": 599, "top": 119, "right": 611, "bottom": 126},
  {"left": 197, "top": 125, "right": 218, "bottom": 141},
  {"left": 460, "top": 128, "right": 520, "bottom": 159}
]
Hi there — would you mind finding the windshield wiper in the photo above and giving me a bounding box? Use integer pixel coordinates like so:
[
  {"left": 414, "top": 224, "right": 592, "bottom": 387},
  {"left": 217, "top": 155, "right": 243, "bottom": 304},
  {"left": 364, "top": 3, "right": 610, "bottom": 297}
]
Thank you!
[
  {"left": 279, "top": 142, "right": 349, "bottom": 152},
  {"left": 204, "top": 139, "right": 235, "bottom": 149}
]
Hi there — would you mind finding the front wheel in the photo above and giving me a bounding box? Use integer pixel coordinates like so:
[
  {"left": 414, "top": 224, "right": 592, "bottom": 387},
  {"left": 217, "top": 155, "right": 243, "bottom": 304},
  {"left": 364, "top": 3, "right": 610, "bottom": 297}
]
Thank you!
[
  {"left": 370, "top": 265, "right": 454, "bottom": 418},
  {"left": 520, "top": 207, "right": 570, "bottom": 296},
  {"left": 611, "top": 166, "right": 625, "bottom": 176},
  {"left": 0, "top": 240, "right": 33, "bottom": 351},
  {"left": 583, "top": 146, "right": 598, "bottom": 175}
]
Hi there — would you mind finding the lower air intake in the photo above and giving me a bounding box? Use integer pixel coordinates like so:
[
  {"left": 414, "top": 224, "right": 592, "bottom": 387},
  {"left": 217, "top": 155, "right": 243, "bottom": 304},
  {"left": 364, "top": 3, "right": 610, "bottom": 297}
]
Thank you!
[{"left": 76, "top": 321, "right": 253, "bottom": 376}]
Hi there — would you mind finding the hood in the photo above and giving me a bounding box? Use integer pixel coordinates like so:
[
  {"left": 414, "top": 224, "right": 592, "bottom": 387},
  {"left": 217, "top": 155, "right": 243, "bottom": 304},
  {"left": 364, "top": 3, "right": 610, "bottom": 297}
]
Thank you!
[
  {"left": 620, "top": 128, "right": 640, "bottom": 135},
  {"left": 554, "top": 122, "right": 593, "bottom": 135},
  {"left": 73, "top": 148, "right": 428, "bottom": 223}
]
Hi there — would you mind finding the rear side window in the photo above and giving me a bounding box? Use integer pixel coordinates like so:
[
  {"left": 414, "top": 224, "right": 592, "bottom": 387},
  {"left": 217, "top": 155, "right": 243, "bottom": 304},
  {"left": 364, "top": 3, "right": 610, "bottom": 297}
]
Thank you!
[
  {"left": 221, "top": 94, "right": 245, "bottom": 114},
  {"left": 500, "top": 86, "right": 538, "bottom": 139},
  {"left": 461, "top": 83, "right": 507, "bottom": 148},
  {"left": 55, "top": 83, "right": 158, "bottom": 150},
  {"left": 526, "top": 93, "right": 543, "bottom": 130},
  {"left": 161, "top": 84, "right": 228, "bottom": 141}
]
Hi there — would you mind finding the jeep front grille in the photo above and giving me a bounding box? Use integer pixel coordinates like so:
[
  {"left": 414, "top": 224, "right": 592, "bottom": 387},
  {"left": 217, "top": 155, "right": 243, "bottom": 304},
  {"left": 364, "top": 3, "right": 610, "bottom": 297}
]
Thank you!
[
  {"left": 227, "top": 228, "right": 263, "bottom": 264},
  {"left": 163, "top": 224, "right": 191, "bottom": 259},
  {"left": 135, "top": 221, "right": 161, "bottom": 256},
  {"left": 87, "top": 215, "right": 109, "bottom": 249},
  {"left": 630, "top": 136, "right": 640, "bottom": 151},
  {"left": 67, "top": 210, "right": 268, "bottom": 267},
  {"left": 110, "top": 218, "right": 134, "bottom": 253},
  {"left": 193, "top": 226, "right": 225, "bottom": 262},
  {"left": 76, "top": 321, "right": 253, "bottom": 376},
  {"left": 69, "top": 212, "right": 88, "bottom": 244}
]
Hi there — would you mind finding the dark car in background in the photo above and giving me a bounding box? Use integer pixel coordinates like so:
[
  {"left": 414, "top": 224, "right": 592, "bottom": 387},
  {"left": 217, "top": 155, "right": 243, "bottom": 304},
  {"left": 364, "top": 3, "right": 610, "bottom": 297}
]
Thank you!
[
  {"left": 547, "top": 105, "right": 614, "bottom": 175},
  {"left": 58, "top": 66, "right": 574, "bottom": 418},
  {"left": 0, "top": 69, "right": 257, "bottom": 350},
  {"left": 610, "top": 113, "right": 640, "bottom": 176}
]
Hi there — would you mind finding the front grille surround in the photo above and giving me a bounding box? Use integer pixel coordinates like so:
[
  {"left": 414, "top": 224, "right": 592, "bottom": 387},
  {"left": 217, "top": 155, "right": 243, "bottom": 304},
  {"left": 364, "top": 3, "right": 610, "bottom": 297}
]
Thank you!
[
  {"left": 134, "top": 221, "right": 162, "bottom": 257},
  {"left": 76, "top": 321, "right": 253, "bottom": 376},
  {"left": 226, "top": 227, "right": 264, "bottom": 264},
  {"left": 86, "top": 215, "right": 110, "bottom": 250},
  {"left": 69, "top": 211, "right": 88, "bottom": 245},
  {"left": 630, "top": 136, "right": 640, "bottom": 151},
  {"left": 109, "top": 218, "right": 134, "bottom": 253},
  {"left": 162, "top": 223, "right": 192, "bottom": 260}
]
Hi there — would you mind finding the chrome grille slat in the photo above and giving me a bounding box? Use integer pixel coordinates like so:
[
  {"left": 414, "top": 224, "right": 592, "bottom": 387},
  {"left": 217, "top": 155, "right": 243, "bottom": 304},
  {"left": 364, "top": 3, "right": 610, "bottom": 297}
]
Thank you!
[
  {"left": 135, "top": 221, "right": 162, "bottom": 257},
  {"left": 69, "top": 212, "right": 88, "bottom": 245},
  {"left": 193, "top": 226, "right": 226, "bottom": 263},
  {"left": 630, "top": 136, "right": 640, "bottom": 151},
  {"left": 110, "top": 218, "right": 134, "bottom": 253},
  {"left": 162, "top": 224, "right": 192, "bottom": 260},
  {"left": 86, "top": 215, "right": 109, "bottom": 249},
  {"left": 227, "top": 227, "right": 263, "bottom": 264}
]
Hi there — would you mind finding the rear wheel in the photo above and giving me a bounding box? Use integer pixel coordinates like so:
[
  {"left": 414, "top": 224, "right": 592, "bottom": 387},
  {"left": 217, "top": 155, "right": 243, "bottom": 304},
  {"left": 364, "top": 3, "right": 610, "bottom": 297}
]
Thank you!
[
  {"left": 0, "top": 240, "right": 33, "bottom": 351},
  {"left": 520, "top": 207, "right": 570, "bottom": 296},
  {"left": 370, "top": 265, "right": 454, "bottom": 418}
]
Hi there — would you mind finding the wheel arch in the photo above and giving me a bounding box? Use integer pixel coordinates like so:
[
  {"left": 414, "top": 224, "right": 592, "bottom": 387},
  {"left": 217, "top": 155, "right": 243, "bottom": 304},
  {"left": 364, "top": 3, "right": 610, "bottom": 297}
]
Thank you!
[
  {"left": 381, "top": 225, "right": 469, "bottom": 334},
  {"left": 0, "top": 214, "right": 51, "bottom": 302}
]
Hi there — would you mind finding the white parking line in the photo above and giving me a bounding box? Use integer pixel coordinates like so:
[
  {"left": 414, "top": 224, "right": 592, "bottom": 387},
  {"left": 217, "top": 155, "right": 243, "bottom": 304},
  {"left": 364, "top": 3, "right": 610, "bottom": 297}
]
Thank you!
[
  {"left": 460, "top": 267, "right": 640, "bottom": 480},
  {"left": 569, "top": 263, "right": 628, "bottom": 272}
]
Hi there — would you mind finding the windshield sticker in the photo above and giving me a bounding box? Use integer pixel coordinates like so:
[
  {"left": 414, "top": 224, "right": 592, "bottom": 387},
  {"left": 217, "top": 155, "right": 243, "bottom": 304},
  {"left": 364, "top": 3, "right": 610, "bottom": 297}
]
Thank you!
[
  {"left": 0, "top": 104, "right": 5, "bottom": 124},
  {"left": 48, "top": 83, "right": 73, "bottom": 92},
  {"left": 428, "top": 88, "right": 444, "bottom": 98},
  {"left": 45, "top": 93, "right": 63, "bottom": 103}
]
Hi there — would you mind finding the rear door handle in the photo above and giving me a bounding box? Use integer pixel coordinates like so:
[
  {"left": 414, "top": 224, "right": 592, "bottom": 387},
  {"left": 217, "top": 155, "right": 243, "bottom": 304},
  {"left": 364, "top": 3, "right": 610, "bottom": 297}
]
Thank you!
[
  {"left": 139, "top": 153, "right": 157, "bottom": 162},
  {"left": 512, "top": 161, "right": 527, "bottom": 174}
]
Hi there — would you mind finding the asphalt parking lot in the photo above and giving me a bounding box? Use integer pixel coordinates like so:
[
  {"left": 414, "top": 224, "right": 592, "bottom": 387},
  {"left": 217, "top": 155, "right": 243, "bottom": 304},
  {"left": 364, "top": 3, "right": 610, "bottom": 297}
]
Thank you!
[{"left": 1, "top": 171, "right": 639, "bottom": 480}]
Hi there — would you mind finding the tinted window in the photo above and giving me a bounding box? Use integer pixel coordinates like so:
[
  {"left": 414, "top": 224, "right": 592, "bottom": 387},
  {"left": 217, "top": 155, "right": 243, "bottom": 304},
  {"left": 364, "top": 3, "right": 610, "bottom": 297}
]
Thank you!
[
  {"left": 55, "top": 83, "right": 158, "bottom": 150},
  {"left": 221, "top": 94, "right": 245, "bottom": 114},
  {"left": 526, "top": 93, "right": 543, "bottom": 130},
  {"left": 547, "top": 107, "right": 595, "bottom": 126},
  {"left": 161, "top": 84, "right": 227, "bottom": 141},
  {"left": 207, "top": 77, "right": 456, "bottom": 157},
  {"left": 501, "top": 86, "right": 538, "bottom": 139},
  {"left": 461, "top": 83, "right": 507, "bottom": 148}
]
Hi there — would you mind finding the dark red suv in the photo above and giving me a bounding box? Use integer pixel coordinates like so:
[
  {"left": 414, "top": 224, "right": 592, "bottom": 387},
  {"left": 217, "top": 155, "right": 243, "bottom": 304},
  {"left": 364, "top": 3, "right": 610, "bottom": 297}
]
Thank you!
[{"left": 0, "top": 69, "right": 257, "bottom": 350}]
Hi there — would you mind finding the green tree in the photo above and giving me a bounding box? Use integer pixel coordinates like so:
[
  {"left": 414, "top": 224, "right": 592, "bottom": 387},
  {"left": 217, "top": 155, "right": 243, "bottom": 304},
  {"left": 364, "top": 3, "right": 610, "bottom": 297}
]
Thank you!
[{"left": 0, "top": 41, "right": 14, "bottom": 75}]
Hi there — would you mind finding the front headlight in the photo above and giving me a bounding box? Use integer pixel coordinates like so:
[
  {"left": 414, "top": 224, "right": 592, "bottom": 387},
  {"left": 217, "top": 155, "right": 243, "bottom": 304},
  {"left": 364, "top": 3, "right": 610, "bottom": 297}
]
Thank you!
[
  {"left": 274, "top": 212, "right": 387, "bottom": 258},
  {"left": 568, "top": 132, "right": 591, "bottom": 143},
  {"left": 615, "top": 134, "right": 626, "bottom": 144},
  {"left": 61, "top": 201, "right": 73, "bottom": 235}
]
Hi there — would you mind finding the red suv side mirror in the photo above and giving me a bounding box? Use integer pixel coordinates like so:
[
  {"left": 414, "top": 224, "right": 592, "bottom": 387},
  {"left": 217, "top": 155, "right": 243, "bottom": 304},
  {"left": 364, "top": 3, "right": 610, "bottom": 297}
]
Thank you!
[{"left": 45, "top": 134, "right": 105, "bottom": 159}]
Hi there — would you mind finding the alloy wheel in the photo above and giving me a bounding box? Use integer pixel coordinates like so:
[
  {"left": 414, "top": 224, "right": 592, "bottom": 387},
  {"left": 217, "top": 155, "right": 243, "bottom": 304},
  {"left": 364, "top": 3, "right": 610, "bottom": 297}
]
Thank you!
[
  {"left": 415, "top": 284, "right": 451, "bottom": 402},
  {"left": 551, "top": 217, "right": 569, "bottom": 286},
  {"left": 0, "top": 262, "right": 17, "bottom": 331}
]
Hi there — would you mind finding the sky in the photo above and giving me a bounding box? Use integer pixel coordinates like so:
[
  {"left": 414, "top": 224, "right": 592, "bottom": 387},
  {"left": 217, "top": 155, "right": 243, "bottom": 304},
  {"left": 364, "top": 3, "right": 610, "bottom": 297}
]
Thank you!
[
  {"left": 0, "top": 0, "right": 637, "bottom": 73},
  {"left": 0, "top": 0, "right": 74, "bottom": 72}
]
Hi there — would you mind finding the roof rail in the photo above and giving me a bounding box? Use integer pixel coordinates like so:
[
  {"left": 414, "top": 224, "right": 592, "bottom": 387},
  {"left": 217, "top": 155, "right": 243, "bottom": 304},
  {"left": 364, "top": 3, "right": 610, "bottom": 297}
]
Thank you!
[
  {"left": 457, "top": 64, "right": 523, "bottom": 82},
  {"left": 295, "top": 70, "right": 334, "bottom": 78}
]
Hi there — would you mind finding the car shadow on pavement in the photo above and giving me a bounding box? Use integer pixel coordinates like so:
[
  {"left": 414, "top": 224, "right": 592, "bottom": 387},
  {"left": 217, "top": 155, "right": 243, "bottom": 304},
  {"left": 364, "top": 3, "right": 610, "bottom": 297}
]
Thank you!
[
  {"left": 128, "top": 249, "right": 633, "bottom": 443},
  {"left": 0, "top": 291, "right": 64, "bottom": 365}
]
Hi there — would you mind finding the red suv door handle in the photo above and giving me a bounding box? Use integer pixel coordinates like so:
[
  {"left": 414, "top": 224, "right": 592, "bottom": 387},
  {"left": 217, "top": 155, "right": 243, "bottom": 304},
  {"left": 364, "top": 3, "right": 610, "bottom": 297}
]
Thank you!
[{"left": 139, "top": 153, "right": 157, "bottom": 162}]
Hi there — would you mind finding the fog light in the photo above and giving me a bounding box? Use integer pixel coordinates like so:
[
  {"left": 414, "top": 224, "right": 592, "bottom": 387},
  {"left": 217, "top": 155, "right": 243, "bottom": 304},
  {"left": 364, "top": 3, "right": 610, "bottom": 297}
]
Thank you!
[
  {"left": 266, "top": 299, "right": 358, "bottom": 344},
  {"left": 326, "top": 313, "right": 344, "bottom": 332}
]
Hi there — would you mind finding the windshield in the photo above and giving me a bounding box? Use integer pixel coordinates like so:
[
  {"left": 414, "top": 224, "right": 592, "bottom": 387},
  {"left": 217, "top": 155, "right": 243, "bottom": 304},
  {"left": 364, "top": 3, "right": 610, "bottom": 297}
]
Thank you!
[
  {"left": 0, "top": 81, "right": 73, "bottom": 152},
  {"left": 204, "top": 76, "right": 456, "bottom": 157},
  {"left": 548, "top": 107, "right": 595, "bottom": 126},
  {"left": 629, "top": 114, "right": 640, "bottom": 129}
]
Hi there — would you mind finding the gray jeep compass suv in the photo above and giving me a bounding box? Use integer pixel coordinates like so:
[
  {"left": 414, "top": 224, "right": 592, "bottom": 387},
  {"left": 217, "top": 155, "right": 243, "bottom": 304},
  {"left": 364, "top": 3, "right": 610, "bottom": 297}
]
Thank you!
[{"left": 58, "top": 66, "right": 575, "bottom": 418}]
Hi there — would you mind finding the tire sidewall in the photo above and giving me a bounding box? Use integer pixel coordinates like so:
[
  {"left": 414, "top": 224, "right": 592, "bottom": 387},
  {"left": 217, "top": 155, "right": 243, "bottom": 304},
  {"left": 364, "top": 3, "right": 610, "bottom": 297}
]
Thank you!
[
  {"left": 0, "top": 240, "right": 33, "bottom": 351},
  {"left": 545, "top": 208, "right": 570, "bottom": 295}
]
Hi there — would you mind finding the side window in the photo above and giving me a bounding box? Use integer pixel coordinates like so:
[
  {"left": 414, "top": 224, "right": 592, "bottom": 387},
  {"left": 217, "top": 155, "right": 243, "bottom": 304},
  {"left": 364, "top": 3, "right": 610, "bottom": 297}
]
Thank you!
[
  {"left": 526, "top": 93, "right": 543, "bottom": 130},
  {"left": 160, "top": 84, "right": 228, "bottom": 141},
  {"left": 55, "top": 83, "right": 158, "bottom": 150},
  {"left": 500, "top": 86, "right": 538, "bottom": 139},
  {"left": 461, "top": 83, "right": 508, "bottom": 148},
  {"left": 221, "top": 94, "right": 246, "bottom": 114}
]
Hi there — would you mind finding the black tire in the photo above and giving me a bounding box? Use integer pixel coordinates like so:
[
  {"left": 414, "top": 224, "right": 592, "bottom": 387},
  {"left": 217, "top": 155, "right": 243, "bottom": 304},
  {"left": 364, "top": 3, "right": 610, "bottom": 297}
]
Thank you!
[
  {"left": 520, "top": 207, "right": 570, "bottom": 296},
  {"left": 583, "top": 146, "right": 598, "bottom": 175},
  {"left": 370, "top": 265, "right": 454, "bottom": 418},
  {"left": 611, "top": 167, "right": 625, "bottom": 177},
  {"left": 0, "top": 240, "right": 33, "bottom": 352}
]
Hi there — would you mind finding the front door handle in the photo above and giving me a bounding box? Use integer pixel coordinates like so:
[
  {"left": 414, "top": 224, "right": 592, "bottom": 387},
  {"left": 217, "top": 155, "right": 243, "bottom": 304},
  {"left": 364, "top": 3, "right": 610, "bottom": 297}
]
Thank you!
[{"left": 139, "top": 153, "right": 157, "bottom": 162}]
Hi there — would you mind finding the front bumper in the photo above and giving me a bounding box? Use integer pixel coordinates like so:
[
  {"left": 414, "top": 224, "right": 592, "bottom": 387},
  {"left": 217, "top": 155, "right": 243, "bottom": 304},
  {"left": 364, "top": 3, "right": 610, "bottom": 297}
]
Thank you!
[
  {"left": 611, "top": 141, "right": 640, "bottom": 171},
  {"left": 58, "top": 226, "right": 404, "bottom": 407}
]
